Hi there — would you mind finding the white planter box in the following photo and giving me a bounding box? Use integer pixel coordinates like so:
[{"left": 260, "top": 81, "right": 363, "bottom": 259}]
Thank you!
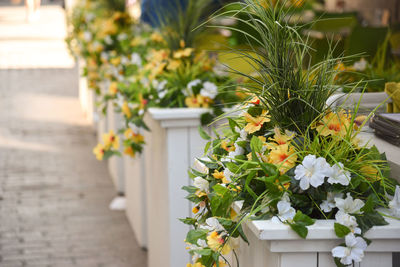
[
  {"left": 96, "top": 82, "right": 109, "bottom": 145},
  {"left": 143, "top": 108, "right": 210, "bottom": 267},
  {"left": 232, "top": 133, "right": 400, "bottom": 267},
  {"left": 232, "top": 202, "right": 400, "bottom": 267},
  {"left": 78, "top": 59, "right": 96, "bottom": 126},
  {"left": 124, "top": 152, "right": 148, "bottom": 248},
  {"left": 327, "top": 92, "right": 391, "bottom": 113},
  {"left": 106, "top": 101, "right": 125, "bottom": 194}
]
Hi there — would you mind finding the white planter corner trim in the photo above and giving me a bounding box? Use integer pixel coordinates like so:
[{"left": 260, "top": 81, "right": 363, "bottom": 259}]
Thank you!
[
  {"left": 232, "top": 202, "right": 400, "bottom": 267},
  {"left": 144, "top": 107, "right": 210, "bottom": 267}
]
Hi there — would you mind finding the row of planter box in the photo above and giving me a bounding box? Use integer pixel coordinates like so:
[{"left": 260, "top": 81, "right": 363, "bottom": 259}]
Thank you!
[{"left": 79, "top": 67, "right": 400, "bottom": 267}]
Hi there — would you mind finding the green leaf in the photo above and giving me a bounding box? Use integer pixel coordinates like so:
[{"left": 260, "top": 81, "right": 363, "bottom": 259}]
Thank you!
[
  {"left": 228, "top": 118, "right": 239, "bottom": 132},
  {"left": 182, "top": 185, "right": 197, "bottom": 194},
  {"left": 334, "top": 257, "right": 347, "bottom": 267},
  {"left": 361, "top": 194, "right": 375, "bottom": 213},
  {"left": 200, "top": 112, "right": 214, "bottom": 126},
  {"left": 250, "top": 135, "right": 263, "bottom": 154},
  {"left": 186, "top": 229, "right": 208, "bottom": 244},
  {"left": 356, "top": 212, "right": 388, "bottom": 234},
  {"left": 179, "top": 217, "right": 197, "bottom": 226},
  {"left": 198, "top": 125, "right": 211, "bottom": 140},
  {"left": 289, "top": 222, "right": 308, "bottom": 239},
  {"left": 247, "top": 105, "right": 262, "bottom": 117},
  {"left": 210, "top": 184, "right": 234, "bottom": 217},
  {"left": 225, "top": 162, "right": 239, "bottom": 173},
  {"left": 293, "top": 211, "right": 315, "bottom": 226},
  {"left": 334, "top": 223, "right": 351, "bottom": 238},
  {"left": 204, "top": 141, "right": 211, "bottom": 155}
]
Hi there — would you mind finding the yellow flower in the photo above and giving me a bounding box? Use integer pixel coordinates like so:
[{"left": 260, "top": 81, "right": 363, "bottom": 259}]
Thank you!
[
  {"left": 291, "top": 0, "right": 305, "bottom": 7},
  {"left": 213, "top": 170, "right": 229, "bottom": 184},
  {"left": 93, "top": 143, "right": 106, "bottom": 161},
  {"left": 124, "top": 128, "right": 145, "bottom": 143},
  {"left": 185, "top": 95, "right": 203, "bottom": 108},
  {"left": 221, "top": 141, "right": 235, "bottom": 152},
  {"left": 186, "top": 263, "right": 206, "bottom": 267},
  {"left": 354, "top": 115, "right": 367, "bottom": 128},
  {"left": 124, "top": 146, "right": 135, "bottom": 158},
  {"left": 110, "top": 57, "right": 121, "bottom": 66},
  {"left": 213, "top": 262, "right": 227, "bottom": 267},
  {"left": 180, "top": 39, "right": 186, "bottom": 48},
  {"left": 109, "top": 82, "right": 118, "bottom": 96},
  {"left": 173, "top": 48, "right": 193, "bottom": 59},
  {"left": 314, "top": 111, "right": 351, "bottom": 137},
  {"left": 244, "top": 110, "right": 271, "bottom": 134},
  {"left": 150, "top": 32, "right": 164, "bottom": 43},
  {"left": 192, "top": 206, "right": 199, "bottom": 214},
  {"left": 122, "top": 101, "right": 132, "bottom": 119},
  {"left": 167, "top": 59, "right": 181, "bottom": 70},
  {"left": 207, "top": 232, "right": 231, "bottom": 255},
  {"left": 360, "top": 165, "right": 380, "bottom": 182},
  {"left": 267, "top": 144, "right": 297, "bottom": 174},
  {"left": 102, "top": 130, "right": 120, "bottom": 150},
  {"left": 268, "top": 127, "right": 293, "bottom": 145}
]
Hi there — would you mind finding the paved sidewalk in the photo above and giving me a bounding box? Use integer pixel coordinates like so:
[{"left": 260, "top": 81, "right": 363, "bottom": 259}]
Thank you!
[{"left": 0, "top": 5, "right": 147, "bottom": 267}]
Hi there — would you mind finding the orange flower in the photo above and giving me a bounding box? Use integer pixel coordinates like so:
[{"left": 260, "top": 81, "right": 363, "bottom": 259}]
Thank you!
[
  {"left": 109, "top": 82, "right": 118, "bottom": 96},
  {"left": 207, "top": 232, "right": 231, "bottom": 255},
  {"left": 173, "top": 48, "right": 193, "bottom": 59},
  {"left": 244, "top": 110, "right": 271, "bottom": 134},
  {"left": 122, "top": 101, "right": 132, "bottom": 119},
  {"left": 314, "top": 111, "right": 351, "bottom": 137},
  {"left": 267, "top": 144, "right": 297, "bottom": 174},
  {"left": 268, "top": 127, "right": 293, "bottom": 145},
  {"left": 360, "top": 165, "right": 380, "bottom": 182},
  {"left": 213, "top": 170, "right": 229, "bottom": 184},
  {"left": 124, "top": 146, "right": 135, "bottom": 158},
  {"left": 93, "top": 143, "right": 106, "bottom": 161},
  {"left": 102, "top": 130, "right": 120, "bottom": 150},
  {"left": 185, "top": 95, "right": 210, "bottom": 108}
]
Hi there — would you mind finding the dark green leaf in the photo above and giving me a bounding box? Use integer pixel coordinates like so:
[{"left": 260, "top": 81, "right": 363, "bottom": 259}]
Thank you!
[
  {"left": 334, "top": 223, "right": 351, "bottom": 238},
  {"left": 198, "top": 125, "right": 211, "bottom": 140},
  {"left": 186, "top": 229, "right": 208, "bottom": 244},
  {"left": 289, "top": 222, "right": 308, "bottom": 239}
]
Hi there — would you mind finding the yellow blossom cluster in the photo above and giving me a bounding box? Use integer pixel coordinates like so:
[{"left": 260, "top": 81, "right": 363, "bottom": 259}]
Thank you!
[{"left": 92, "top": 130, "right": 120, "bottom": 161}]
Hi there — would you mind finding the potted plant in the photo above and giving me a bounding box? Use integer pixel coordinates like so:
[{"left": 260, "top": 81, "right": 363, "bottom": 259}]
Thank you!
[{"left": 182, "top": 1, "right": 400, "bottom": 267}]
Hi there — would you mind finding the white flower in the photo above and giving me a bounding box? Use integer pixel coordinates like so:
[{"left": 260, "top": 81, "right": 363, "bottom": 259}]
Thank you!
[
  {"left": 235, "top": 126, "right": 248, "bottom": 141},
  {"left": 193, "top": 177, "right": 209, "bottom": 192},
  {"left": 389, "top": 185, "right": 400, "bottom": 217},
  {"left": 321, "top": 192, "right": 343, "bottom": 213},
  {"left": 200, "top": 82, "right": 218, "bottom": 99},
  {"left": 332, "top": 233, "right": 367, "bottom": 265},
  {"left": 186, "top": 79, "right": 202, "bottom": 95},
  {"left": 104, "top": 35, "right": 113, "bottom": 45},
  {"left": 100, "top": 52, "right": 109, "bottom": 61},
  {"left": 335, "top": 210, "right": 361, "bottom": 234},
  {"left": 117, "top": 33, "right": 128, "bottom": 41},
  {"left": 223, "top": 168, "right": 234, "bottom": 183},
  {"left": 353, "top": 58, "right": 367, "bottom": 71},
  {"left": 275, "top": 200, "right": 296, "bottom": 222},
  {"left": 187, "top": 239, "right": 208, "bottom": 262},
  {"left": 140, "top": 77, "right": 149, "bottom": 87},
  {"left": 327, "top": 162, "right": 351, "bottom": 186},
  {"left": 335, "top": 193, "right": 364, "bottom": 214},
  {"left": 131, "top": 53, "right": 142, "bottom": 67},
  {"left": 200, "top": 217, "right": 225, "bottom": 232},
  {"left": 193, "top": 159, "right": 209, "bottom": 175},
  {"left": 121, "top": 56, "right": 129, "bottom": 65},
  {"left": 294, "top": 155, "right": 331, "bottom": 190},
  {"left": 83, "top": 31, "right": 92, "bottom": 42},
  {"left": 85, "top": 13, "right": 95, "bottom": 22},
  {"left": 228, "top": 143, "right": 244, "bottom": 159}
]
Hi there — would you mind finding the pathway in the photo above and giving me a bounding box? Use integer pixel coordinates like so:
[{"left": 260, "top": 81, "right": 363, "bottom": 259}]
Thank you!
[{"left": 0, "top": 5, "right": 147, "bottom": 267}]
